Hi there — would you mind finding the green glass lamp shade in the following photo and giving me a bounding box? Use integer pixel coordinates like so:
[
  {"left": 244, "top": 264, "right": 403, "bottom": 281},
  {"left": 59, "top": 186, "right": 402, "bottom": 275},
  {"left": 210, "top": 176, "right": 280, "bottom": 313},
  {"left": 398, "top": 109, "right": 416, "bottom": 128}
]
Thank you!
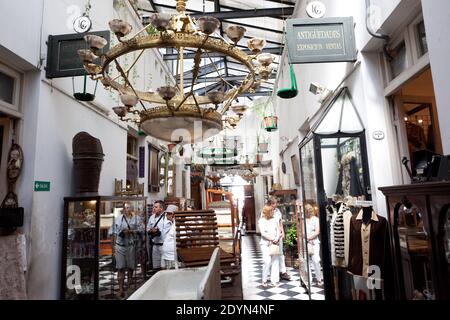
[{"left": 277, "top": 65, "right": 298, "bottom": 99}]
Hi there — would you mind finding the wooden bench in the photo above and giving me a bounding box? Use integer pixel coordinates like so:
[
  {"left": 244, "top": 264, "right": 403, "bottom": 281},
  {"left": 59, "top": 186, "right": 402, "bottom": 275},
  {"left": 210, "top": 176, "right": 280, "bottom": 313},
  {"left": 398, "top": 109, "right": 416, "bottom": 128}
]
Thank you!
[{"left": 175, "top": 210, "right": 240, "bottom": 278}]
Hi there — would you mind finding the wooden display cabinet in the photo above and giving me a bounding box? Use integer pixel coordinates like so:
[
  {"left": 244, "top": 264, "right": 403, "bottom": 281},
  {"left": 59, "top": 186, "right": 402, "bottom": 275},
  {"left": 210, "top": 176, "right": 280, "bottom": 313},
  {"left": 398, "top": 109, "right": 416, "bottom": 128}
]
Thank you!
[{"left": 379, "top": 182, "right": 450, "bottom": 300}]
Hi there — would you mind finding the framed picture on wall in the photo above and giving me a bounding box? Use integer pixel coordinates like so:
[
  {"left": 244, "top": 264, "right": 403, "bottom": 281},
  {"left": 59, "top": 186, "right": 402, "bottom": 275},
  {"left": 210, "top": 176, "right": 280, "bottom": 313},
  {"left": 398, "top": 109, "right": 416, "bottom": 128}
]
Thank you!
[
  {"left": 148, "top": 144, "right": 160, "bottom": 193},
  {"left": 291, "top": 154, "right": 301, "bottom": 186}
]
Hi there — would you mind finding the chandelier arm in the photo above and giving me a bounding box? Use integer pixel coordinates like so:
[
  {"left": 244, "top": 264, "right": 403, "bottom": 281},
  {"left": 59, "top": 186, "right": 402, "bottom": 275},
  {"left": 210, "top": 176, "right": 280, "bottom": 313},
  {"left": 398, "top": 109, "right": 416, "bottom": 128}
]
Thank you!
[
  {"left": 125, "top": 49, "right": 145, "bottom": 77},
  {"left": 191, "top": 94, "right": 203, "bottom": 116},
  {"left": 175, "top": 49, "right": 180, "bottom": 94},
  {"left": 220, "top": 88, "right": 241, "bottom": 115},
  {"left": 174, "top": 91, "right": 192, "bottom": 112},
  {"left": 114, "top": 59, "right": 148, "bottom": 112},
  {"left": 179, "top": 46, "right": 184, "bottom": 95},
  {"left": 205, "top": 51, "right": 233, "bottom": 88},
  {"left": 128, "top": 24, "right": 156, "bottom": 42}
]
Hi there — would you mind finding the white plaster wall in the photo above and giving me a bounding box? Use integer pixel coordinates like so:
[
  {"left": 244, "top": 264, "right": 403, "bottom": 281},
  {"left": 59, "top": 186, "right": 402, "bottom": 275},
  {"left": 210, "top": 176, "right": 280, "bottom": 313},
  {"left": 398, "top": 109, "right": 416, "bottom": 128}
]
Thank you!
[
  {"left": 422, "top": 0, "right": 450, "bottom": 154},
  {"left": 0, "top": 0, "right": 43, "bottom": 70},
  {"left": 26, "top": 83, "right": 127, "bottom": 299}
]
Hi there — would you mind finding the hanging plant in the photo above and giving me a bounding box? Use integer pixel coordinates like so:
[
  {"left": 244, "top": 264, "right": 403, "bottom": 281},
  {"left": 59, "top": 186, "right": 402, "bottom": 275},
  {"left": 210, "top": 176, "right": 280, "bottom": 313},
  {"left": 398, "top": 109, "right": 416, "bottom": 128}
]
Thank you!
[{"left": 264, "top": 115, "right": 278, "bottom": 132}]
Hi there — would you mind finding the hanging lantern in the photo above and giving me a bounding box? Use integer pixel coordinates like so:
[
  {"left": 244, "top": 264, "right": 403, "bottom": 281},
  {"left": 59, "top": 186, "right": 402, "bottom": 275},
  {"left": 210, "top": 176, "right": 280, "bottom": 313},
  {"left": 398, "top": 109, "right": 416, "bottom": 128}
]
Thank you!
[
  {"left": 264, "top": 115, "right": 278, "bottom": 132},
  {"left": 72, "top": 75, "right": 98, "bottom": 102}
]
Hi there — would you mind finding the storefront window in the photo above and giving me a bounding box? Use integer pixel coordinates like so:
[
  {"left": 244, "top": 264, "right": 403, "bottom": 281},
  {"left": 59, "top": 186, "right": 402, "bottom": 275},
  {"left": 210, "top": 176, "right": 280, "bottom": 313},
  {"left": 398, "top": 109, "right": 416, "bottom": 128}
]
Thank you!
[
  {"left": 390, "top": 41, "right": 407, "bottom": 78},
  {"left": 0, "top": 71, "right": 14, "bottom": 105},
  {"left": 300, "top": 139, "right": 318, "bottom": 206},
  {"left": 396, "top": 201, "right": 435, "bottom": 300},
  {"left": 416, "top": 20, "right": 428, "bottom": 56}
]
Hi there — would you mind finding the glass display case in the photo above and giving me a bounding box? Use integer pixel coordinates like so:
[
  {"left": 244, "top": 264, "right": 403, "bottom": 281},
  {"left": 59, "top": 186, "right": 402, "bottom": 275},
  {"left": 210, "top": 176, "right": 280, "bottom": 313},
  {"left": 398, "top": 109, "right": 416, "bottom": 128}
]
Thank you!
[
  {"left": 379, "top": 182, "right": 450, "bottom": 300},
  {"left": 298, "top": 88, "right": 372, "bottom": 300},
  {"left": 61, "top": 196, "right": 147, "bottom": 300}
]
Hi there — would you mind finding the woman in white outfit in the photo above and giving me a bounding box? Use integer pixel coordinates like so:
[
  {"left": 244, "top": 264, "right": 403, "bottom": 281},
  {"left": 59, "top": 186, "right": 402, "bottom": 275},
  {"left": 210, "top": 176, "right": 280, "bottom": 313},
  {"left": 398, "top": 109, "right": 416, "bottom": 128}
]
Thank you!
[
  {"left": 305, "top": 204, "right": 323, "bottom": 286},
  {"left": 258, "top": 205, "right": 282, "bottom": 288}
]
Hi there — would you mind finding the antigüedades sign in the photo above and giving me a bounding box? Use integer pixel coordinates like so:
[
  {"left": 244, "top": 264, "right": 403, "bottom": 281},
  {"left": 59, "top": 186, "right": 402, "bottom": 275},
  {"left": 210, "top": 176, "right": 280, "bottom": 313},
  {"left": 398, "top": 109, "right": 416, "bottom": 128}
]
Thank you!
[{"left": 286, "top": 17, "right": 357, "bottom": 63}]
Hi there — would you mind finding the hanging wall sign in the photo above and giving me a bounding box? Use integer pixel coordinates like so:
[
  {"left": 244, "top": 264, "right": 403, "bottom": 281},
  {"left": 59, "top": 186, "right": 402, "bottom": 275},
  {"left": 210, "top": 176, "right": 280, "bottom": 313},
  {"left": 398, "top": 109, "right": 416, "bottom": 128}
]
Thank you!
[
  {"left": 45, "top": 31, "right": 110, "bottom": 79},
  {"left": 306, "top": 1, "right": 326, "bottom": 19},
  {"left": 286, "top": 17, "right": 357, "bottom": 64}
]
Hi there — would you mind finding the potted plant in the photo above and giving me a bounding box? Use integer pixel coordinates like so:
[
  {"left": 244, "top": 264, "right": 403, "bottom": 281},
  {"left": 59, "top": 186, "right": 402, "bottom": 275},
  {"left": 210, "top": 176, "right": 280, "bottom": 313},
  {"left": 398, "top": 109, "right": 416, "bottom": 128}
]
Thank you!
[{"left": 283, "top": 224, "right": 298, "bottom": 267}]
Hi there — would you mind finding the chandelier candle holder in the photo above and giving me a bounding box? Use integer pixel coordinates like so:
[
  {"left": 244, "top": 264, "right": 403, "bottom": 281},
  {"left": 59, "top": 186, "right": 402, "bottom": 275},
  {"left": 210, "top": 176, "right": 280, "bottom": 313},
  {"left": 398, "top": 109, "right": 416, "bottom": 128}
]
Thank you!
[{"left": 80, "top": 0, "right": 274, "bottom": 143}]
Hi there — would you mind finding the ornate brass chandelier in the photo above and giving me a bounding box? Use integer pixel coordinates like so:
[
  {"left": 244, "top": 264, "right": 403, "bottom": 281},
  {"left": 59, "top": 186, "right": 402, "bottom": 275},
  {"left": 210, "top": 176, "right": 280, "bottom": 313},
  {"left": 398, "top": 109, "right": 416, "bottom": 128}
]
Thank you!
[{"left": 80, "top": 0, "right": 274, "bottom": 143}]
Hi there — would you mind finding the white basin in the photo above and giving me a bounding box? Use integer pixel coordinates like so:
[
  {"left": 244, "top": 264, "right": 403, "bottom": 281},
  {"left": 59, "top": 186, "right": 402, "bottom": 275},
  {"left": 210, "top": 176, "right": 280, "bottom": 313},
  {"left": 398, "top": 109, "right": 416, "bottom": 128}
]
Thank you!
[{"left": 128, "top": 248, "right": 221, "bottom": 300}]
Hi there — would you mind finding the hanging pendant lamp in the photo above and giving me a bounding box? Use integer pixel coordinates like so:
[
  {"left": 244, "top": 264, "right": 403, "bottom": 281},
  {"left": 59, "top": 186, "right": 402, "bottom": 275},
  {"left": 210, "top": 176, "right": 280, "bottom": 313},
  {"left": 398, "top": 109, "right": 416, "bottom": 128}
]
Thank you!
[
  {"left": 277, "top": 23, "right": 298, "bottom": 99},
  {"left": 277, "top": 64, "right": 298, "bottom": 99}
]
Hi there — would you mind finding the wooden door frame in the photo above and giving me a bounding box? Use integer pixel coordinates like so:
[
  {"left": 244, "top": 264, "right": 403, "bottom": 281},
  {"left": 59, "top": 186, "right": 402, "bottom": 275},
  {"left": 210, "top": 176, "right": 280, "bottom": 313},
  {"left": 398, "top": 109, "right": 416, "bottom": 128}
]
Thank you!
[{"left": 0, "top": 118, "right": 12, "bottom": 202}]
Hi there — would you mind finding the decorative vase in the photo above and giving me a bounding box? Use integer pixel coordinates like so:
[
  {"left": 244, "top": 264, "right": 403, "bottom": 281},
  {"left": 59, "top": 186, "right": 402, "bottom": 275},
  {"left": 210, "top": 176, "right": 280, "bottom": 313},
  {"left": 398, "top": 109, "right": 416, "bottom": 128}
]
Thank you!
[{"left": 72, "top": 132, "right": 104, "bottom": 196}]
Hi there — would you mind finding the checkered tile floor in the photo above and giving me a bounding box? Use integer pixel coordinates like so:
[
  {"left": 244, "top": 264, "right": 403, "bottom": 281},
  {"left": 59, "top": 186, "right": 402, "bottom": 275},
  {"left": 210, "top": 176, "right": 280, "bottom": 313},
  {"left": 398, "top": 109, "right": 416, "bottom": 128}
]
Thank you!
[
  {"left": 98, "top": 256, "right": 147, "bottom": 300},
  {"left": 242, "top": 235, "right": 325, "bottom": 300}
]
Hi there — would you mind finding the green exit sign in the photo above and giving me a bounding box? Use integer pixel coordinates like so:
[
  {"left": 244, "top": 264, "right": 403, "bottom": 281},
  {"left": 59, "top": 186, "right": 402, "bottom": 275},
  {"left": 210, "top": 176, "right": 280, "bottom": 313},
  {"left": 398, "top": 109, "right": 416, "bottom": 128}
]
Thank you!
[{"left": 34, "top": 181, "right": 50, "bottom": 192}]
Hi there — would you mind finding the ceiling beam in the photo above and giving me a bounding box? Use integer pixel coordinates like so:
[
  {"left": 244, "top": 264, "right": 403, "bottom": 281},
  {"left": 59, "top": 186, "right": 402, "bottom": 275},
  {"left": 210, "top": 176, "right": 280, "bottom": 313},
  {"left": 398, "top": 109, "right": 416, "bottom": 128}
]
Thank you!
[
  {"left": 178, "top": 59, "right": 225, "bottom": 80},
  {"left": 183, "top": 73, "right": 277, "bottom": 83},
  {"left": 190, "top": 7, "right": 294, "bottom": 20},
  {"left": 164, "top": 46, "right": 283, "bottom": 60},
  {"left": 152, "top": 3, "right": 285, "bottom": 34},
  {"left": 193, "top": 82, "right": 223, "bottom": 95},
  {"left": 147, "top": 0, "right": 157, "bottom": 12},
  {"left": 240, "top": 91, "right": 272, "bottom": 97}
]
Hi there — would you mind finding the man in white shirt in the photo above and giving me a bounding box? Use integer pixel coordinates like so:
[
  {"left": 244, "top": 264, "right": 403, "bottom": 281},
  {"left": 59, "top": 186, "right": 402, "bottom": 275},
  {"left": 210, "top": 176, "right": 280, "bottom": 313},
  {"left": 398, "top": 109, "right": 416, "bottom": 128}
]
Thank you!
[
  {"left": 146, "top": 200, "right": 167, "bottom": 271},
  {"left": 268, "top": 197, "right": 291, "bottom": 281}
]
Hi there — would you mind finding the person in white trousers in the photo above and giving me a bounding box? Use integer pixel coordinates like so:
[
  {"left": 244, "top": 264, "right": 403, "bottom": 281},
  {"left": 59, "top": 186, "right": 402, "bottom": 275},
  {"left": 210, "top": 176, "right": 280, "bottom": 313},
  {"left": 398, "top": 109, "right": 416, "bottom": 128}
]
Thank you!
[
  {"left": 259, "top": 205, "right": 282, "bottom": 288},
  {"left": 268, "top": 197, "right": 291, "bottom": 281},
  {"left": 160, "top": 205, "right": 179, "bottom": 269},
  {"left": 305, "top": 204, "right": 323, "bottom": 286}
]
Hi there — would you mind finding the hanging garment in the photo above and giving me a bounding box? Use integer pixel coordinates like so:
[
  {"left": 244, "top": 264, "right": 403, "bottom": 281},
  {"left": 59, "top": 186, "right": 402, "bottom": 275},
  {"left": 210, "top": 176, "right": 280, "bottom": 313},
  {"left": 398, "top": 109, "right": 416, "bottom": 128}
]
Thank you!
[
  {"left": 349, "top": 157, "right": 365, "bottom": 197},
  {"left": 347, "top": 209, "right": 390, "bottom": 279},
  {"left": 336, "top": 152, "right": 365, "bottom": 197}
]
